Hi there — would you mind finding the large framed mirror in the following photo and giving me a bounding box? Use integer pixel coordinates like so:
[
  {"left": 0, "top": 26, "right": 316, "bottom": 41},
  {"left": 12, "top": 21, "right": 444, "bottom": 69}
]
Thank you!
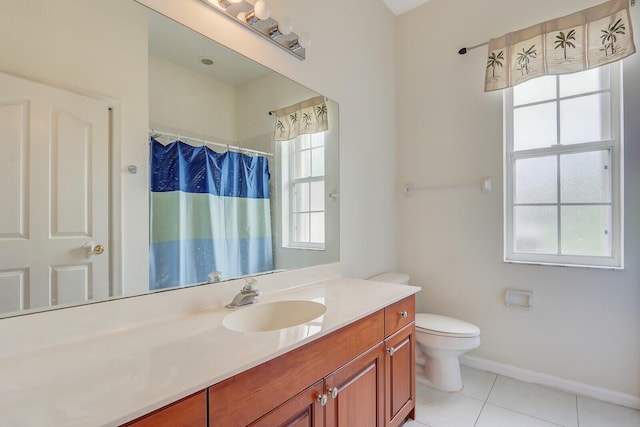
[{"left": 0, "top": 0, "right": 339, "bottom": 318}]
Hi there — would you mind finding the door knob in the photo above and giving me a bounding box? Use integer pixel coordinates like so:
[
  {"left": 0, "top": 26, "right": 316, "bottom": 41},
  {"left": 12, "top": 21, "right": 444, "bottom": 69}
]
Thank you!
[
  {"left": 85, "top": 241, "right": 105, "bottom": 256},
  {"left": 328, "top": 387, "right": 339, "bottom": 399},
  {"left": 387, "top": 347, "right": 396, "bottom": 356},
  {"left": 399, "top": 311, "right": 408, "bottom": 319},
  {"left": 90, "top": 245, "right": 105, "bottom": 255}
]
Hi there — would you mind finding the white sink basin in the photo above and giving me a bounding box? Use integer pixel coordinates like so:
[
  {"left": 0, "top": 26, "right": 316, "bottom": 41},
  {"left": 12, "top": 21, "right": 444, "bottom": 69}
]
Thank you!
[{"left": 222, "top": 300, "right": 327, "bottom": 332}]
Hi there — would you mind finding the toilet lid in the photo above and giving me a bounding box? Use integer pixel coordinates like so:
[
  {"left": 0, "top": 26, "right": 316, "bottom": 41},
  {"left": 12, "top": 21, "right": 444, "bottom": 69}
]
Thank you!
[{"left": 415, "top": 313, "right": 480, "bottom": 337}]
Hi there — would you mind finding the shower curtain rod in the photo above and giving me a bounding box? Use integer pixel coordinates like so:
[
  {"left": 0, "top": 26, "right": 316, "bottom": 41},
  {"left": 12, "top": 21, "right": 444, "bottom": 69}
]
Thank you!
[{"left": 149, "top": 130, "right": 273, "bottom": 157}]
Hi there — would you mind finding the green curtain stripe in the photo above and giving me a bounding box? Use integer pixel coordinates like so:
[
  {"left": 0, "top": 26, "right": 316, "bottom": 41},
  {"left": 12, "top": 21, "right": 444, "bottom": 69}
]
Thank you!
[{"left": 150, "top": 191, "right": 272, "bottom": 242}]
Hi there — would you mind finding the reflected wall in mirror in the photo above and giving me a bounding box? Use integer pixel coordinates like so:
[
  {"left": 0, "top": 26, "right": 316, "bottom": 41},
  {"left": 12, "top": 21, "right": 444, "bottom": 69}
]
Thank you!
[{"left": 0, "top": 0, "right": 339, "bottom": 318}]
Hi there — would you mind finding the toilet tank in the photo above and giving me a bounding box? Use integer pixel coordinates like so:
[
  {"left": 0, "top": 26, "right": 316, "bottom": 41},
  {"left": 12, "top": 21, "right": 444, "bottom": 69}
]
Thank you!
[{"left": 368, "top": 272, "right": 410, "bottom": 285}]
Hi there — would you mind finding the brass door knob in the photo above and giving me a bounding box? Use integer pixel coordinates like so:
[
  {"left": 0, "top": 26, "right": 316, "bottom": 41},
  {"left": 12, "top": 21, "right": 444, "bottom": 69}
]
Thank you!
[{"left": 88, "top": 244, "right": 105, "bottom": 256}]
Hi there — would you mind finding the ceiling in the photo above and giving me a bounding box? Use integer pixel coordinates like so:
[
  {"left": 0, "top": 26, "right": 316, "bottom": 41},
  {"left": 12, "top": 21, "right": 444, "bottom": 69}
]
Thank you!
[
  {"left": 147, "top": 1, "right": 434, "bottom": 86},
  {"left": 381, "top": 0, "right": 432, "bottom": 16},
  {"left": 148, "top": 11, "right": 270, "bottom": 87}
]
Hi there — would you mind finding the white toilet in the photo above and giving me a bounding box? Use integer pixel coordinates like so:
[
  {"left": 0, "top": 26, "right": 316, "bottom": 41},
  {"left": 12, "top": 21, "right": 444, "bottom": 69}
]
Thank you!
[{"left": 370, "top": 273, "right": 481, "bottom": 392}]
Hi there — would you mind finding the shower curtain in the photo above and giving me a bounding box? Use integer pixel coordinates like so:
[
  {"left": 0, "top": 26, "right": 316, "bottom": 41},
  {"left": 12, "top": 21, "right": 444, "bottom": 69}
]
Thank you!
[{"left": 149, "top": 138, "right": 273, "bottom": 290}]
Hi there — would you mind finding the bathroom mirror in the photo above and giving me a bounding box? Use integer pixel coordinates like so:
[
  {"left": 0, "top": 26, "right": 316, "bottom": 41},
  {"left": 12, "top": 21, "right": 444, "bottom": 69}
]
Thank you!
[{"left": 0, "top": 0, "right": 339, "bottom": 318}]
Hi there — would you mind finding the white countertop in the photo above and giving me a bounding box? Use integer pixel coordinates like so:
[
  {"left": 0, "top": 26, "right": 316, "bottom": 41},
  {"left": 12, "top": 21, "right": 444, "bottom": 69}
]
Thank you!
[{"left": 0, "top": 276, "right": 420, "bottom": 426}]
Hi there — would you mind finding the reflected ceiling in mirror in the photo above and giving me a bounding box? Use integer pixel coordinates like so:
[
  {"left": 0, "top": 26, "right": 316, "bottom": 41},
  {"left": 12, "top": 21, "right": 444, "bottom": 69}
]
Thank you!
[{"left": 0, "top": 0, "right": 339, "bottom": 319}]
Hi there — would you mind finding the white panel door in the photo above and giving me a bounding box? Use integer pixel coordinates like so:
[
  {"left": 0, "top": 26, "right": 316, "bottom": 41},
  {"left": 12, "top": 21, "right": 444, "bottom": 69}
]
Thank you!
[{"left": 0, "top": 72, "right": 109, "bottom": 314}]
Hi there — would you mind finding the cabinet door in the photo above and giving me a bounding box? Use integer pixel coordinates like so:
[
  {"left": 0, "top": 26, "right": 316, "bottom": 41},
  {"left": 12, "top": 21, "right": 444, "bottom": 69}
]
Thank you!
[
  {"left": 122, "top": 391, "right": 207, "bottom": 427},
  {"left": 249, "top": 380, "right": 324, "bottom": 427},
  {"left": 325, "top": 343, "right": 385, "bottom": 427},
  {"left": 385, "top": 324, "right": 416, "bottom": 427}
]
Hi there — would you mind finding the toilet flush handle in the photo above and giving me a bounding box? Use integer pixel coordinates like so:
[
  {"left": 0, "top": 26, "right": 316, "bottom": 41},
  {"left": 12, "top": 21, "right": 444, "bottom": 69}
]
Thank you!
[{"left": 399, "top": 311, "right": 408, "bottom": 319}]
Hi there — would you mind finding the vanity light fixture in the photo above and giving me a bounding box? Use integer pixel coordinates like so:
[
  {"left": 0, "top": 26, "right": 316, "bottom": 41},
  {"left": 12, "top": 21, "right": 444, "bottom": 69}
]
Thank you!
[
  {"left": 199, "top": 0, "right": 307, "bottom": 60},
  {"left": 288, "top": 33, "right": 311, "bottom": 52},
  {"left": 237, "top": 1, "right": 269, "bottom": 27},
  {"left": 214, "top": 0, "right": 242, "bottom": 9},
  {"left": 268, "top": 16, "right": 293, "bottom": 39}
]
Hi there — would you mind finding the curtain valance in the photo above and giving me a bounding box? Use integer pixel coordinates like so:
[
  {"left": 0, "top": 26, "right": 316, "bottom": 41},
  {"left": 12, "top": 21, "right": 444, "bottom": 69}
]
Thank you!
[
  {"left": 485, "top": 0, "right": 635, "bottom": 92},
  {"left": 272, "top": 95, "right": 328, "bottom": 141}
]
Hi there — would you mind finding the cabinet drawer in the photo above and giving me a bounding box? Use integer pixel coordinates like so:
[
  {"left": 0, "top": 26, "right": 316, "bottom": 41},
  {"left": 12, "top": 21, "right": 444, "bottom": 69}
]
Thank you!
[
  {"left": 122, "top": 390, "right": 207, "bottom": 427},
  {"left": 384, "top": 296, "right": 415, "bottom": 338}
]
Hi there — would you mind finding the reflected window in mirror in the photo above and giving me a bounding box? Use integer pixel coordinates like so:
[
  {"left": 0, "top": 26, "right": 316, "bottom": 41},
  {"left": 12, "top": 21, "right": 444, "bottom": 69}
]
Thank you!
[{"left": 281, "top": 132, "right": 326, "bottom": 250}]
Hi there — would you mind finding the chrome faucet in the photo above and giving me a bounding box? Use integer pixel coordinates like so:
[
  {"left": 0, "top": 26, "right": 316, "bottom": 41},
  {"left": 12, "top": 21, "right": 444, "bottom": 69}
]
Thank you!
[{"left": 225, "top": 278, "right": 261, "bottom": 308}]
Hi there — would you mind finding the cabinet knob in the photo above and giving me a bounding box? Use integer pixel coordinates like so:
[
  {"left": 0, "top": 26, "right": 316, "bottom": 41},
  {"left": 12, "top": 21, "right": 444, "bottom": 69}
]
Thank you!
[
  {"left": 387, "top": 347, "right": 396, "bottom": 356},
  {"left": 328, "top": 387, "right": 339, "bottom": 399},
  {"left": 399, "top": 311, "right": 408, "bottom": 319},
  {"left": 317, "top": 393, "right": 328, "bottom": 406}
]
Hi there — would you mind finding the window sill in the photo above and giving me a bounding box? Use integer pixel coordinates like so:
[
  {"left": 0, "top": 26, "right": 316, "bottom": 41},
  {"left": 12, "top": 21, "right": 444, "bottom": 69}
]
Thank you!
[
  {"left": 282, "top": 245, "right": 325, "bottom": 251},
  {"left": 503, "top": 258, "right": 624, "bottom": 270}
]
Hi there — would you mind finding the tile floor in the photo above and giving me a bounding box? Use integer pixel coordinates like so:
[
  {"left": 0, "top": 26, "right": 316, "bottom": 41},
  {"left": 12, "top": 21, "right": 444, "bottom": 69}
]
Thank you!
[{"left": 404, "top": 366, "right": 640, "bottom": 427}]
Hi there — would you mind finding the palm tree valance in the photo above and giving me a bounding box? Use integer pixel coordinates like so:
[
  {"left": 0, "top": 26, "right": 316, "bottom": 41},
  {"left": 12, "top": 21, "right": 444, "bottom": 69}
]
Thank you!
[
  {"left": 485, "top": 0, "right": 635, "bottom": 92},
  {"left": 272, "top": 96, "right": 328, "bottom": 141}
]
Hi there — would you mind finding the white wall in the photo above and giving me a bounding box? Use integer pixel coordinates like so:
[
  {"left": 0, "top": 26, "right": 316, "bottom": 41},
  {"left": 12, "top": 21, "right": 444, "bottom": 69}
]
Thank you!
[
  {"left": 149, "top": 54, "right": 238, "bottom": 142},
  {"left": 396, "top": 0, "right": 640, "bottom": 401},
  {"left": 135, "top": 0, "right": 399, "bottom": 280}
]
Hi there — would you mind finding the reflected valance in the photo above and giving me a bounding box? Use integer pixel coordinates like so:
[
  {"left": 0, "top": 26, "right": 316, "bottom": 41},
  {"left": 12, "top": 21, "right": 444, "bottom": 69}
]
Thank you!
[
  {"left": 272, "top": 95, "right": 328, "bottom": 141},
  {"left": 485, "top": 0, "right": 636, "bottom": 92}
]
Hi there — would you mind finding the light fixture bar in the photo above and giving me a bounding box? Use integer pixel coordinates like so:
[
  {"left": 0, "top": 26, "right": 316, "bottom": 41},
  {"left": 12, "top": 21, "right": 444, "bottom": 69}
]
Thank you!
[{"left": 200, "top": 0, "right": 306, "bottom": 60}]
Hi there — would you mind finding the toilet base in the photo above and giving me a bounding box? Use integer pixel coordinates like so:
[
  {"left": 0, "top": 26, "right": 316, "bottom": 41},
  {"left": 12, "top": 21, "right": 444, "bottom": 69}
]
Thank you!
[
  {"left": 415, "top": 351, "right": 464, "bottom": 392},
  {"left": 415, "top": 330, "right": 480, "bottom": 393},
  {"left": 416, "top": 369, "right": 461, "bottom": 391}
]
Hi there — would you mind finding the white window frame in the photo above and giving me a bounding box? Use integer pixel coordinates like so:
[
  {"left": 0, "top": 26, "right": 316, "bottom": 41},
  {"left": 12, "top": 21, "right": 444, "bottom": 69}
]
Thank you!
[
  {"left": 504, "top": 62, "right": 624, "bottom": 269},
  {"left": 281, "top": 133, "right": 326, "bottom": 250}
]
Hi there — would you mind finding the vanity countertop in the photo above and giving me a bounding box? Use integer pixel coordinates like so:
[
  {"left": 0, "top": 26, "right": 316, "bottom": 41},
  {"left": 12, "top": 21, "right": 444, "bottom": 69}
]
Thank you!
[{"left": 0, "top": 277, "right": 420, "bottom": 426}]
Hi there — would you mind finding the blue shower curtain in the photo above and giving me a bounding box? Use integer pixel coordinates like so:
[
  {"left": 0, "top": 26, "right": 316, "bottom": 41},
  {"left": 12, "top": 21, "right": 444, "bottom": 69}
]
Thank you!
[{"left": 149, "top": 138, "right": 273, "bottom": 290}]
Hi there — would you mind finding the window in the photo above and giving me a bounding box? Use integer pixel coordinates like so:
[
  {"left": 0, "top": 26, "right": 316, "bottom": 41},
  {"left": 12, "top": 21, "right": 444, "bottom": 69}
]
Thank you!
[
  {"left": 281, "top": 132, "right": 325, "bottom": 249},
  {"left": 504, "top": 63, "right": 623, "bottom": 268}
]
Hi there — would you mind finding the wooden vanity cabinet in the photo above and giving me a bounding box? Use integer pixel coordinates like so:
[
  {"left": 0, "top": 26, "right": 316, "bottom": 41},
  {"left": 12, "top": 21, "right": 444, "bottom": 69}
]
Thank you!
[
  {"left": 208, "top": 310, "right": 385, "bottom": 426},
  {"left": 122, "top": 390, "right": 207, "bottom": 427},
  {"left": 123, "top": 295, "right": 416, "bottom": 427},
  {"left": 242, "top": 342, "right": 387, "bottom": 427},
  {"left": 384, "top": 296, "right": 416, "bottom": 427}
]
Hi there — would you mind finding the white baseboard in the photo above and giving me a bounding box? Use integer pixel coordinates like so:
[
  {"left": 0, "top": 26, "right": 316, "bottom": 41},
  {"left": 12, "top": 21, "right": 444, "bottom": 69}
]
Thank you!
[{"left": 460, "top": 355, "right": 640, "bottom": 411}]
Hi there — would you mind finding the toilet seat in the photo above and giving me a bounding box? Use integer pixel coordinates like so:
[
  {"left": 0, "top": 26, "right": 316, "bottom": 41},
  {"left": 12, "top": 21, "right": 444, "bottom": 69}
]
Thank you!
[{"left": 416, "top": 313, "right": 480, "bottom": 338}]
